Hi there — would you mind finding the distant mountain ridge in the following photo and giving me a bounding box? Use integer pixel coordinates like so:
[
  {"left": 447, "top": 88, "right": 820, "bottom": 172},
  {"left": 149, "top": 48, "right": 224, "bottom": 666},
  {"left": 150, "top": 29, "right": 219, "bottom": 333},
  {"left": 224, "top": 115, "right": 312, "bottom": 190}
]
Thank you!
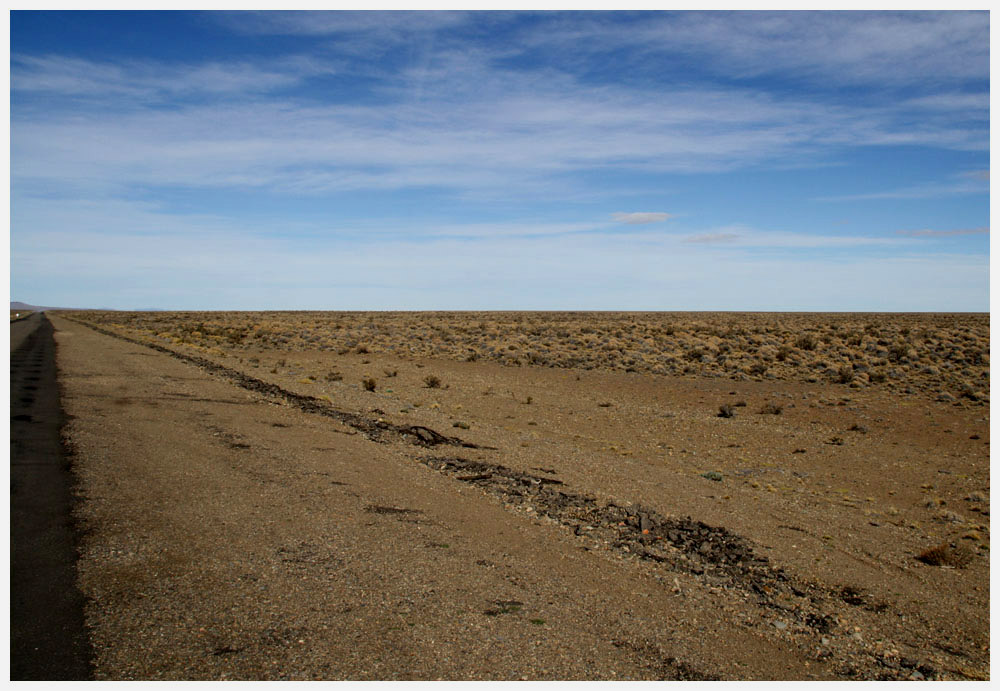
[
  {"left": 11, "top": 301, "right": 53, "bottom": 311},
  {"left": 10, "top": 301, "right": 117, "bottom": 312}
]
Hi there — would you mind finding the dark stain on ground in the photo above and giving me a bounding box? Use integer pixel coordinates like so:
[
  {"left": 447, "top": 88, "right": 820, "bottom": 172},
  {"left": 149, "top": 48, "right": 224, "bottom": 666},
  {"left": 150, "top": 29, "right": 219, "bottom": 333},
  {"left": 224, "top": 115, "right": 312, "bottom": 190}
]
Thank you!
[{"left": 10, "top": 313, "right": 94, "bottom": 679}]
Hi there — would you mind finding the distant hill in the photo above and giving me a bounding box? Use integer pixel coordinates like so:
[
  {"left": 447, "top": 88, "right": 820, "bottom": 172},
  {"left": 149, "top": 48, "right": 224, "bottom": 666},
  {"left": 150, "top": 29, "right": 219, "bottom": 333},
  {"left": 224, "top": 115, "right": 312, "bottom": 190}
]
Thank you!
[
  {"left": 11, "top": 301, "right": 49, "bottom": 311},
  {"left": 10, "top": 301, "right": 115, "bottom": 312}
]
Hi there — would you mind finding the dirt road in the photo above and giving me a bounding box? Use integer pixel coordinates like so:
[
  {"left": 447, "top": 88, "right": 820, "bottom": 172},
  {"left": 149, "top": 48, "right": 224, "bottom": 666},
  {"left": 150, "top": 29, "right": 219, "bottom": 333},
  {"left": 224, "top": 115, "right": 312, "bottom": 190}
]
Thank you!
[{"left": 51, "top": 314, "right": 989, "bottom": 680}]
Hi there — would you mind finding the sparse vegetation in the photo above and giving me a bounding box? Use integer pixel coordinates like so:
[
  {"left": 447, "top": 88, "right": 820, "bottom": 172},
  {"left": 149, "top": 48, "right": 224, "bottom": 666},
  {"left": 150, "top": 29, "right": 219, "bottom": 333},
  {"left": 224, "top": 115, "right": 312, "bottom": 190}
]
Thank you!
[
  {"left": 916, "top": 541, "right": 973, "bottom": 568},
  {"left": 423, "top": 375, "right": 442, "bottom": 388},
  {"left": 362, "top": 378, "right": 376, "bottom": 392},
  {"left": 66, "top": 310, "right": 988, "bottom": 401}
]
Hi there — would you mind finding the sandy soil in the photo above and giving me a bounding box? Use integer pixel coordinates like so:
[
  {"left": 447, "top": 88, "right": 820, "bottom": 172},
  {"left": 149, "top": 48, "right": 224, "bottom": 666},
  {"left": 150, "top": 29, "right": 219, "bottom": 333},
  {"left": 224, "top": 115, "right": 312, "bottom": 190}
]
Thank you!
[{"left": 53, "top": 312, "right": 989, "bottom": 680}]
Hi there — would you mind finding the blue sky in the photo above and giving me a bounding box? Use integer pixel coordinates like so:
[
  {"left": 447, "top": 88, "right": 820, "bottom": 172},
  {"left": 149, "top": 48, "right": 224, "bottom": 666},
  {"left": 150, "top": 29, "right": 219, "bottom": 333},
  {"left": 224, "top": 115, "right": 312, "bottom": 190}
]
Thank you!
[{"left": 9, "top": 10, "right": 990, "bottom": 310}]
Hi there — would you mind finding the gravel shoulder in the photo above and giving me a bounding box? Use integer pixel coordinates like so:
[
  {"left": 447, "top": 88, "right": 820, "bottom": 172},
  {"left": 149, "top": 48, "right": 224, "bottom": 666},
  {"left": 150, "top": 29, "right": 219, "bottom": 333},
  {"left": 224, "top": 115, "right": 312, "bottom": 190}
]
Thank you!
[{"left": 52, "top": 314, "right": 989, "bottom": 680}]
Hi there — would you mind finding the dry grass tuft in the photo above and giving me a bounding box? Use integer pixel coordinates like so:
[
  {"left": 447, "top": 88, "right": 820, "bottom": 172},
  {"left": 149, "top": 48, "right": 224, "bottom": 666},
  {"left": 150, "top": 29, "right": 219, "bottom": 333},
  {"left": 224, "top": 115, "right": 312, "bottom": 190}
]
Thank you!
[{"left": 916, "top": 541, "right": 974, "bottom": 568}]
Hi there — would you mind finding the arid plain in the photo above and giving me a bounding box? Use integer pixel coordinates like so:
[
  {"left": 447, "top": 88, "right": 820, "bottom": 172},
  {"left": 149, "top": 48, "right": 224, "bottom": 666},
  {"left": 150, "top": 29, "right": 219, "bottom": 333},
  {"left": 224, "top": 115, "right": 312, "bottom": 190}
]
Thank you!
[{"left": 53, "top": 311, "right": 988, "bottom": 680}]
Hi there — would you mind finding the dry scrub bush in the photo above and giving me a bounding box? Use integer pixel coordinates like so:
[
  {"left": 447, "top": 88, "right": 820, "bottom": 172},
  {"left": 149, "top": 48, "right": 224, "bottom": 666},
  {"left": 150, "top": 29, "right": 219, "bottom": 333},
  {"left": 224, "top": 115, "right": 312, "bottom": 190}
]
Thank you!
[
  {"left": 796, "top": 334, "right": 818, "bottom": 351},
  {"left": 916, "top": 542, "right": 973, "bottom": 568}
]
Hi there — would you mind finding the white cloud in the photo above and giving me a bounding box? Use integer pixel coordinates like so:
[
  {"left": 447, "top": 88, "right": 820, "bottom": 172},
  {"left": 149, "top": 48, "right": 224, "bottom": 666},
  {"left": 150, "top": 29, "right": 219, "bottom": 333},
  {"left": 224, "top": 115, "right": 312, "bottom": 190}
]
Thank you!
[
  {"left": 215, "top": 10, "right": 469, "bottom": 37},
  {"left": 518, "top": 11, "right": 988, "bottom": 87},
  {"left": 12, "top": 54, "right": 330, "bottom": 103},
  {"left": 211, "top": 10, "right": 989, "bottom": 94},
  {"left": 11, "top": 51, "right": 987, "bottom": 202},
  {"left": 9, "top": 12, "right": 988, "bottom": 312},
  {"left": 613, "top": 212, "right": 672, "bottom": 225}
]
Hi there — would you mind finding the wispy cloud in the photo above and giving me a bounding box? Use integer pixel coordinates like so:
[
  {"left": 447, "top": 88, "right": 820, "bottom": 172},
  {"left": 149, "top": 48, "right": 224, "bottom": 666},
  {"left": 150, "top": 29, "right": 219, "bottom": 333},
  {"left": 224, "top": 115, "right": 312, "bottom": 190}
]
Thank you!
[
  {"left": 10, "top": 11, "right": 988, "bottom": 311},
  {"left": 897, "top": 227, "right": 989, "bottom": 238},
  {"left": 685, "top": 228, "right": 913, "bottom": 250},
  {"left": 816, "top": 176, "right": 989, "bottom": 202},
  {"left": 12, "top": 54, "right": 331, "bottom": 104},
  {"left": 214, "top": 10, "right": 469, "bottom": 37},
  {"left": 613, "top": 212, "right": 672, "bottom": 224},
  {"left": 517, "top": 11, "right": 988, "bottom": 88},
  {"left": 10, "top": 48, "right": 988, "bottom": 201},
  {"left": 395, "top": 221, "right": 603, "bottom": 239},
  {"left": 214, "top": 11, "right": 989, "bottom": 92},
  {"left": 685, "top": 232, "right": 740, "bottom": 244}
]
